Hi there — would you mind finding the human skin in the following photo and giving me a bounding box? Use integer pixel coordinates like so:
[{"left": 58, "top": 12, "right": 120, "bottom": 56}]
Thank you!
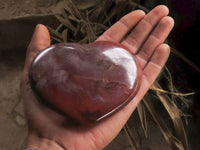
[{"left": 21, "top": 5, "right": 174, "bottom": 150}]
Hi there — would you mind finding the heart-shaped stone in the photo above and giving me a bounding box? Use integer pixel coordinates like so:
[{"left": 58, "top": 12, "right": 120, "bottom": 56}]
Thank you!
[{"left": 29, "top": 41, "right": 141, "bottom": 125}]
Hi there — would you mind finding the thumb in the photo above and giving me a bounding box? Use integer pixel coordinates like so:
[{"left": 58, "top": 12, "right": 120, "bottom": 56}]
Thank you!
[{"left": 23, "top": 24, "right": 50, "bottom": 74}]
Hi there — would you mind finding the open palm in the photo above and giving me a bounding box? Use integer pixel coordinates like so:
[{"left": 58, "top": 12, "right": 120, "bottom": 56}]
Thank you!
[{"left": 21, "top": 5, "right": 174, "bottom": 150}]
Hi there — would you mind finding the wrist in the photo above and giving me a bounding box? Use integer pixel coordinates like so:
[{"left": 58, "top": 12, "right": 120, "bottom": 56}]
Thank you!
[{"left": 25, "top": 132, "right": 64, "bottom": 150}]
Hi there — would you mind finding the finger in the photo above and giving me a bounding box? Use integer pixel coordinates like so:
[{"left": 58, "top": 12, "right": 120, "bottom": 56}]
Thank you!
[
  {"left": 114, "top": 44, "right": 170, "bottom": 120},
  {"left": 122, "top": 5, "right": 169, "bottom": 54},
  {"left": 142, "top": 43, "right": 170, "bottom": 85},
  {"left": 137, "top": 16, "right": 174, "bottom": 69},
  {"left": 23, "top": 24, "right": 50, "bottom": 74},
  {"left": 96, "top": 10, "right": 145, "bottom": 42}
]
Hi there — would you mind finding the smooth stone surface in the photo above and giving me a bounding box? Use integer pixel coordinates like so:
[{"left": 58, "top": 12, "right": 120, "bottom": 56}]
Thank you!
[{"left": 29, "top": 41, "right": 141, "bottom": 124}]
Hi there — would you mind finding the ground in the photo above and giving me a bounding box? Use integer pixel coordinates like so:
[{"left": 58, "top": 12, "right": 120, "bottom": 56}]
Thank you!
[{"left": 0, "top": 0, "right": 63, "bottom": 20}]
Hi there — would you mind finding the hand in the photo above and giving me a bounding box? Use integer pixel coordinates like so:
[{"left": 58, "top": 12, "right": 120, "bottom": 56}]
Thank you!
[{"left": 21, "top": 5, "right": 174, "bottom": 150}]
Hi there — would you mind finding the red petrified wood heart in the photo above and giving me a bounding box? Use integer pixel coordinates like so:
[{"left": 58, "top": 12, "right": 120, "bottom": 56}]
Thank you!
[{"left": 29, "top": 41, "right": 142, "bottom": 125}]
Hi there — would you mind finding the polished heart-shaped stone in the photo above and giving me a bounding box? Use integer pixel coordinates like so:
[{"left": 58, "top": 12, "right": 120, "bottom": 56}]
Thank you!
[{"left": 29, "top": 41, "right": 141, "bottom": 125}]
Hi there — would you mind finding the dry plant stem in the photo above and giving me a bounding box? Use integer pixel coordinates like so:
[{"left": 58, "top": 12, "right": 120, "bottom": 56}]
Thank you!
[
  {"left": 163, "top": 66, "right": 192, "bottom": 107},
  {"left": 143, "top": 95, "right": 184, "bottom": 150},
  {"left": 152, "top": 82, "right": 189, "bottom": 150},
  {"left": 137, "top": 102, "right": 148, "bottom": 137},
  {"left": 150, "top": 86, "right": 195, "bottom": 96},
  {"left": 123, "top": 123, "right": 138, "bottom": 150}
]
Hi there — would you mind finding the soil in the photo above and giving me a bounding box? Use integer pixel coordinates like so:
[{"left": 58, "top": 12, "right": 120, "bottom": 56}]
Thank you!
[
  {"left": 0, "top": 0, "right": 63, "bottom": 20},
  {"left": 0, "top": 0, "right": 100, "bottom": 20}
]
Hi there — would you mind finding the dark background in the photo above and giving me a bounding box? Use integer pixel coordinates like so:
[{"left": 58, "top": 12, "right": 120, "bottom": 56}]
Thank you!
[
  {"left": 137, "top": 0, "right": 200, "bottom": 131},
  {"left": 169, "top": 0, "right": 200, "bottom": 128}
]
